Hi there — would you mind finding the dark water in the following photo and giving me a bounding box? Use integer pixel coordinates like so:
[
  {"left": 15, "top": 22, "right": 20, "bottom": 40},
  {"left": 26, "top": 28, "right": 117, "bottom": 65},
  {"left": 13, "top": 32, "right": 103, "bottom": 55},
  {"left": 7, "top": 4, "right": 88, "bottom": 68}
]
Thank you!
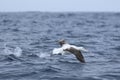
[{"left": 0, "top": 12, "right": 120, "bottom": 80}]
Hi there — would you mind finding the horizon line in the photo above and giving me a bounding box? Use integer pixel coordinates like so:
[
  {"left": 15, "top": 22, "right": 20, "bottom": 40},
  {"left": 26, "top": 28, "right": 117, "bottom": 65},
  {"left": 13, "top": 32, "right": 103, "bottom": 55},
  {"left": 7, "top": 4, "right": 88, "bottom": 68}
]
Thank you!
[{"left": 0, "top": 10, "right": 120, "bottom": 13}]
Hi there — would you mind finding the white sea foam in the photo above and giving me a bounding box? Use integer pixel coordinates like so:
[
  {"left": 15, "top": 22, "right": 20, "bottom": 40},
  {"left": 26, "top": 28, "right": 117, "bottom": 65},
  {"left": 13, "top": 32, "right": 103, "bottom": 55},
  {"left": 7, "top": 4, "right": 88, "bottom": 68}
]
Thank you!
[
  {"left": 36, "top": 52, "right": 51, "bottom": 58},
  {"left": 3, "top": 43, "right": 22, "bottom": 57},
  {"left": 14, "top": 47, "right": 22, "bottom": 57}
]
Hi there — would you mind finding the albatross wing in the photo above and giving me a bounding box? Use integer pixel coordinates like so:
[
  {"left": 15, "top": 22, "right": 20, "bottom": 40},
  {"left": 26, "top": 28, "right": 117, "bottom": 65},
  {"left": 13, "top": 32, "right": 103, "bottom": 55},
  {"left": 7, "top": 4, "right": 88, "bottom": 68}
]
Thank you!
[
  {"left": 65, "top": 47, "right": 85, "bottom": 63},
  {"left": 52, "top": 48, "right": 65, "bottom": 55}
]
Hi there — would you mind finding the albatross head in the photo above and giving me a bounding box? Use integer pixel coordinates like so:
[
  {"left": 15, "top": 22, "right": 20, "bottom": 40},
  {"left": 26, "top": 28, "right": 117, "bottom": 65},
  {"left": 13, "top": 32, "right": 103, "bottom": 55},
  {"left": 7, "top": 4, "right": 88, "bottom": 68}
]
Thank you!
[{"left": 58, "top": 39, "right": 66, "bottom": 46}]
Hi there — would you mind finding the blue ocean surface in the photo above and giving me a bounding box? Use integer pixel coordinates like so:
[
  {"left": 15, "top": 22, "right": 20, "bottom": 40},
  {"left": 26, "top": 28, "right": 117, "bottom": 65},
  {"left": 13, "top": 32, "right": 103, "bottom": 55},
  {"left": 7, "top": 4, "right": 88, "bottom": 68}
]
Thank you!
[{"left": 0, "top": 12, "right": 120, "bottom": 80}]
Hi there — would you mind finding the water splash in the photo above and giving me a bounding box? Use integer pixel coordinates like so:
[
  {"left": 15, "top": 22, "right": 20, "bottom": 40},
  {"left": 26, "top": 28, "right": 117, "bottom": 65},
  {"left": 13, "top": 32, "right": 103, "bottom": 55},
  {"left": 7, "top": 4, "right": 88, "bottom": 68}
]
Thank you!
[
  {"left": 36, "top": 52, "right": 51, "bottom": 58},
  {"left": 14, "top": 47, "right": 22, "bottom": 57},
  {"left": 3, "top": 43, "right": 22, "bottom": 57}
]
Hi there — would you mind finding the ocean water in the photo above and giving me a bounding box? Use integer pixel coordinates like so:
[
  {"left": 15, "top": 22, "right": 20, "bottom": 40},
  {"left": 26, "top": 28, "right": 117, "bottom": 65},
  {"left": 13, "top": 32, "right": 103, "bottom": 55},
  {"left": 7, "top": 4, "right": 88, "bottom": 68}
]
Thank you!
[{"left": 0, "top": 12, "right": 120, "bottom": 80}]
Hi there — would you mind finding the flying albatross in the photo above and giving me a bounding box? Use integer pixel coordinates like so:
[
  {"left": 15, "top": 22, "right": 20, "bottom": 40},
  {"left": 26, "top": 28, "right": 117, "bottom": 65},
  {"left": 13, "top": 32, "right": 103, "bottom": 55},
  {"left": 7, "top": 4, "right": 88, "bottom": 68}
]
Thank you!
[{"left": 52, "top": 39, "right": 87, "bottom": 63}]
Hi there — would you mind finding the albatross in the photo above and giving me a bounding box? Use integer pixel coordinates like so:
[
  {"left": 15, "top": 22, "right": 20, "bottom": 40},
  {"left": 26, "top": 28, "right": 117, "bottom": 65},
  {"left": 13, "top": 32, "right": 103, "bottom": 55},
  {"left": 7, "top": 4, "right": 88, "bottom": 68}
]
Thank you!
[{"left": 52, "top": 39, "right": 87, "bottom": 63}]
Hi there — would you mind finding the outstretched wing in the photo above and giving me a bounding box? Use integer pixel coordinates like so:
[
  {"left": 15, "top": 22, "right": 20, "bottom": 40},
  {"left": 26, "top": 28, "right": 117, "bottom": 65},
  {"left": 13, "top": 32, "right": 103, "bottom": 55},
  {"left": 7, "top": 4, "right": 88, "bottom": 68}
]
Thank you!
[{"left": 65, "top": 47, "right": 85, "bottom": 63}]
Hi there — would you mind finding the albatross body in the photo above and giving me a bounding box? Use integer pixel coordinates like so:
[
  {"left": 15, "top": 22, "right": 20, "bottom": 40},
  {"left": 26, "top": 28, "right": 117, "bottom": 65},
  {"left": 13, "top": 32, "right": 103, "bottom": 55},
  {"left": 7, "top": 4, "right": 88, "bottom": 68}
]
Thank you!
[{"left": 52, "top": 40, "right": 87, "bottom": 63}]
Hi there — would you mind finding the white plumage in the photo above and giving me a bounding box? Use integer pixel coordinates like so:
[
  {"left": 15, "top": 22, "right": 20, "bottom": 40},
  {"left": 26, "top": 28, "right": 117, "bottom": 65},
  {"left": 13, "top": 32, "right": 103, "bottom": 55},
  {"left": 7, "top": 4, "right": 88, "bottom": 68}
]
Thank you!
[
  {"left": 52, "top": 43, "right": 88, "bottom": 55},
  {"left": 52, "top": 39, "right": 87, "bottom": 63}
]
